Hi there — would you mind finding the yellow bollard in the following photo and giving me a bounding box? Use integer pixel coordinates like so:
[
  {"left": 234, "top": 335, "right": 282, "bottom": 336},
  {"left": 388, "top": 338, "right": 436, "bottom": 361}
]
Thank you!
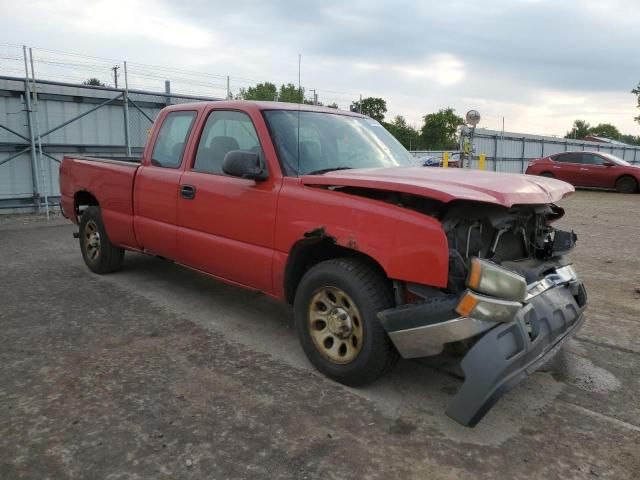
[
  {"left": 479, "top": 153, "right": 486, "bottom": 170},
  {"left": 442, "top": 152, "right": 449, "bottom": 168}
]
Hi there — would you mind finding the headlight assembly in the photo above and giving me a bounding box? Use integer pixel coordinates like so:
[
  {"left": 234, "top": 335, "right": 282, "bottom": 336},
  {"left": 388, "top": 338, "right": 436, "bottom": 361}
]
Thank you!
[
  {"left": 455, "top": 290, "right": 522, "bottom": 323},
  {"left": 467, "top": 257, "right": 527, "bottom": 302}
]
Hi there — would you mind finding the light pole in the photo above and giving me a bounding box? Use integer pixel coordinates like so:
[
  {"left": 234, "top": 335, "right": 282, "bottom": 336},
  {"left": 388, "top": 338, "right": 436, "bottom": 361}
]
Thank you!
[{"left": 464, "top": 109, "right": 481, "bottom": 168}]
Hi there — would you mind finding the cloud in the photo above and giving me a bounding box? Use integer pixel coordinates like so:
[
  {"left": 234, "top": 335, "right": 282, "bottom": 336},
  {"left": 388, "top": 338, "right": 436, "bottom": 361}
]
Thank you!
[
  {"left": 396, "top": 54, "right": 465, "bottom": 86},
  {"left": 1, "top": 0, "right": 639, "bottom": 136}
]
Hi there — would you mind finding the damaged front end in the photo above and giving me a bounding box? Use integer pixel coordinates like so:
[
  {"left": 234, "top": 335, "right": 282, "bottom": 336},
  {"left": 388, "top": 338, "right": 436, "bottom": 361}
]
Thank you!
[{"left": 378, "top": 201, "right": 587, "bottom": 427}]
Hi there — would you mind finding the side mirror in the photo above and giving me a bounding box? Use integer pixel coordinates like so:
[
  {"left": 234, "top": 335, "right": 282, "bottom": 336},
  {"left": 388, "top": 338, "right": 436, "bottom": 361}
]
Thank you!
[
  {"left": 603, "top": 160, "right": 615, "bottom": 167},
  {"left": 222, "top": 150, "right": 268, "bottom": 181}
]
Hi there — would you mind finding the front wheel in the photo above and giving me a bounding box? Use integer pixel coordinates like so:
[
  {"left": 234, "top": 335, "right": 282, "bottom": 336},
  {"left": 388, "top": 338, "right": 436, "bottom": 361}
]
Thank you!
[
  {"left": 79, "top": 206, "right": 124, "bottom": 274},
  {"left": 615, "top": 176, "right": 638, "bottom": 194},
  {"left": 294, "top": 258, "right": 398, "bottom": 387}
]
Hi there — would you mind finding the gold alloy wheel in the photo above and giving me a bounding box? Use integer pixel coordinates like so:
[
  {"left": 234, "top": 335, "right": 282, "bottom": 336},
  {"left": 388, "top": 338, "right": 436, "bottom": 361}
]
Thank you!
[
  {"left": 308, "top": 286, "right": 364, "bottom": 364},
  {"left": 84, "top": 219, "right": 101, "bottom": 262}
]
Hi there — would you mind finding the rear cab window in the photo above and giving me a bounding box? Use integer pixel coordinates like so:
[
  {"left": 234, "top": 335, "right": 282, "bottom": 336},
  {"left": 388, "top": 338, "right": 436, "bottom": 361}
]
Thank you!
[{"left": 151, "top": 111, "right": 197, "bottom": 168}]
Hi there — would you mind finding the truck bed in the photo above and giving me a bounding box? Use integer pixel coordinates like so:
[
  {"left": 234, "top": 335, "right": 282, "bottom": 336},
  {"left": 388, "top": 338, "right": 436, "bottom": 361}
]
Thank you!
[
  {"left": 70, "top": 155, "right": 142, "bottom": 165},
  {"left": 59, "top": 155, "right": 141, "bottom": 248}
]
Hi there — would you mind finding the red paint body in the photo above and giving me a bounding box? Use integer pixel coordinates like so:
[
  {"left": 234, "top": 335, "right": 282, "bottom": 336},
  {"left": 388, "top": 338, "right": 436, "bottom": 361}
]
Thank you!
[
  {"left": 60, "top": 101, "right": 574, "bottom": 300},
  {"left": 526, "top": 151, "right": 640, "bottom": 189}
]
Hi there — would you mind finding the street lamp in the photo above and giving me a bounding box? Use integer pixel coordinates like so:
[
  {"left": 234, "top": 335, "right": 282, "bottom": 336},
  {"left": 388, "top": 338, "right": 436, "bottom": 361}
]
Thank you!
[{"left": 463, "top": 109, "right": 481, "bottom": 168}]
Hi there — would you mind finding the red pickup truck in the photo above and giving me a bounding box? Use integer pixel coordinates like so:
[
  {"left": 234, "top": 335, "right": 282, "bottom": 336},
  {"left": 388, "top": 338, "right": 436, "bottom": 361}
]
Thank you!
[{"left": 60, "top": 101, "right": 587, "bottom": 426}]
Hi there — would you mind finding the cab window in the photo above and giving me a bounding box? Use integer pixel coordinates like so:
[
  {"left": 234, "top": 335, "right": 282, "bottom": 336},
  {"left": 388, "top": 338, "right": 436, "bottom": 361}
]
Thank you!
[
  {"left": 193, "top": 110, "right": 262, "bottom": 175},
  {"left": 151, "top": 111, "right": 196, "bottom": 168},
  {"left": 553, "top": 153, "right": 579, "bottom": 163},
  {"left": 580, "top": 153, "right": 605, "bottom": 165}
]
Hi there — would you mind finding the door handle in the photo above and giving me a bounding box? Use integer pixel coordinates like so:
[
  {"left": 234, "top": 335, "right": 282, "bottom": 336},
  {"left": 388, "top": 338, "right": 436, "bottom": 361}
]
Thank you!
[
  {"left": 580, "top": 168, "right": 589, "bottom": 171},
  {"left": 180, "top": 184, "right": 196, "bottom": 199}
]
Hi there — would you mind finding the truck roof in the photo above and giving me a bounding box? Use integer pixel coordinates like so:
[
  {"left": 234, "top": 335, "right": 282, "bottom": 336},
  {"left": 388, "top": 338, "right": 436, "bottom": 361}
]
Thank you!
[{"left": 162, "top": 100, "right": 367, "bottom": 117}]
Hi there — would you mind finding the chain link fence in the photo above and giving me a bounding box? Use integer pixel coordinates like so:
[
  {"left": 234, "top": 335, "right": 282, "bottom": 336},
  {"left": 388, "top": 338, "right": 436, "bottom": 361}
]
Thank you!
[{"left": 0, "top": 44, "right": 362, "bottom": 212}]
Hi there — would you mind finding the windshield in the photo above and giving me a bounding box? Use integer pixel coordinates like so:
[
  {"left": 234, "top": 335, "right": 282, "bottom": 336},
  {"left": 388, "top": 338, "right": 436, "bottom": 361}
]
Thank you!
[
  {"left": 600, "top": 152, "right": 631, "bottom": 166},
  {"left": 263, "top": 110, "right": 414, "bottom": 176}
]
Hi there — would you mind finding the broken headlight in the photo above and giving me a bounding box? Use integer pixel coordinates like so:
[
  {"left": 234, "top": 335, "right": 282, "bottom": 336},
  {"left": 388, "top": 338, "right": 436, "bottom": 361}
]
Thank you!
[{"left": 466, "top": 257, "right": 527, "bottom": 302}]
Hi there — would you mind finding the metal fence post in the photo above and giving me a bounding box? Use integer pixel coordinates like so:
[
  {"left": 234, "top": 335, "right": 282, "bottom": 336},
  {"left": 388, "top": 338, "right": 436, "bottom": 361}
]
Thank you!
[
  {"left": 22, "top": 45, "right": 40, "bottom": 211},
  {"left": 123, "top": 61, "right": 131, "bottom": 157},
  {"left": 520, "top": 137, "right": 526, "bottom": 173},
  {"left": 493, "top": 135, "right": 498, "bottom": 171},
  {"left": 165, "top": 80, "right": 171, "bottom": 106},
  {"left": 29, "top": 48, "right": 49, "bottom": 219}
]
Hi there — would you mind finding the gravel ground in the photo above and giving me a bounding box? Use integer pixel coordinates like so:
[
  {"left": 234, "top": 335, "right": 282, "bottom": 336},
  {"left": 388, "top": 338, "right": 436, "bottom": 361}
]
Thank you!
[{"left": 0, "top": 190, "right": 639, "bottom": 479}]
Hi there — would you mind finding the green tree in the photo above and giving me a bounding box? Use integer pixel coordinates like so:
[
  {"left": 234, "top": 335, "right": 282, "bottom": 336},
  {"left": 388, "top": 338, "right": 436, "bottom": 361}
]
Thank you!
[
  {"left": 350, "top": 97, "right": 387, "bottom": 122},
  {"left": 588, "top": 123, "right": 621, "bottom": 140},
  {"left": 632, "top": 82, "right": 640, "bottom": 124},
  {"left": 82, "top": 78, "right": 105, "bottom": 87},
  {"left": 420, "top": 108, "right": 463, "bottom": 150},
  {"left": 565, "top": 120, "right": 591, "bottom": 139},
  {"left": 238, "top": 82, "right": 278, "bottom": 101},
  {"left": 620, "top": 134, "right": 640, "bottom": 146},
  {"left": 383, "top": 115, "right": 422, "bottom": 150},
  {"left": 278, "top": 83, "right": 304, "bottom": 103}
]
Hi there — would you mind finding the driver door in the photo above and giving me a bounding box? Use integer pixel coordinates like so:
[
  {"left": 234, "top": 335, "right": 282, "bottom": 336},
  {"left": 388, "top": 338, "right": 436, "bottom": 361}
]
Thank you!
[
  {"left": 176, "top": 109, "right": 280, "bottom": 292},
  {"left": 575, "top": 153, "right": 617, "bottom": 188}
]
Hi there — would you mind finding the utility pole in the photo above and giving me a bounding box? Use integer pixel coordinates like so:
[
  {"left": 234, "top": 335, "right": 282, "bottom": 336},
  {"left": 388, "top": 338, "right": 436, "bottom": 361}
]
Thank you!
[
  {"left": 298, "top": 54, "right": 301, "bottom": 102},
  {"left": 358, "top": 94, "right": 362, "bottom": 114},
  {"left": 312, "top": 89, "right": 317, "bottom": 105},
  {"left": 123, "top": 61, "right": 131, "bottom": 157},
  {"left": 112, "top": 65, "right": 120, "bottom": 88}
]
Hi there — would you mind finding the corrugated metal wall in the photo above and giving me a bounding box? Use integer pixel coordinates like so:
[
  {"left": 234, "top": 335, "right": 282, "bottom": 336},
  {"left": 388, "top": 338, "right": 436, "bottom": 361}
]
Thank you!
[
  {"left": 468, "top": 128, "right": 640, "bottom": 173},
  {"left": 0, "top": 76, "right": 215, "bottom": 211},
  {"left": 411, "top": 129, "right": 640, "bottom": 173}
]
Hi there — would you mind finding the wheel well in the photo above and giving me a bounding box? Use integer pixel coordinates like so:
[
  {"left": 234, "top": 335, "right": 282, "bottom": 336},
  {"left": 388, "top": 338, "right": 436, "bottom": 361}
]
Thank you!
[
  {"left": 74, "top": 191, "right": 99, "bottom": 218},
  {"left": 283, "top": 237, "right": 390, "bottom": 304},
  {"left": 616, "top": 174, "right": 638, "bottom": 185}
]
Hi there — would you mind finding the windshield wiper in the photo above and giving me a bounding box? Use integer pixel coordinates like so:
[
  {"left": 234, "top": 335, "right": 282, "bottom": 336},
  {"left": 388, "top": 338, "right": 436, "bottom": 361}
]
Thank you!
[{"left": 305, "top": 167, "right": 353, "bottom": 175}]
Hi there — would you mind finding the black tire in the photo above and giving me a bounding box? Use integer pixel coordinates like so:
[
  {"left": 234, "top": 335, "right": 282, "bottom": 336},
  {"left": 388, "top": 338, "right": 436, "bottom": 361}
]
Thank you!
[
  {"left": 615, "top": 175, "right": 637, "bottom": 194},
  {"left": 79, "top": 206, "right": 124, "bottom": 274},
  {"left": 294, "top": 258, "right": 399, "bottom": 387},
  {"left": 540, "top": 172, "right": 555, "bottom": 178}
]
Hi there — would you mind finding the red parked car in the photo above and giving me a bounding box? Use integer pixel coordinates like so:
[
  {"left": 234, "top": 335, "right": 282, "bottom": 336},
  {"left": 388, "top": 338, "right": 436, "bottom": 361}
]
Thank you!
[{"left": 526, "top": 151, "right": 640, "bottom": 193}]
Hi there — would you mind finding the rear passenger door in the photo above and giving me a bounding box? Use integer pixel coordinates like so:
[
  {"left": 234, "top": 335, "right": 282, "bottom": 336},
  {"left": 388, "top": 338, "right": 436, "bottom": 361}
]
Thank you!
[
  {"left": 134, "top": 110, "right": 197, "bottom": 259},
  {"left": 176, "top": 109, "right": 280, "bottom": 292},
  {"left": 550, "top": 153, "right": 582, "bottom": 185}
]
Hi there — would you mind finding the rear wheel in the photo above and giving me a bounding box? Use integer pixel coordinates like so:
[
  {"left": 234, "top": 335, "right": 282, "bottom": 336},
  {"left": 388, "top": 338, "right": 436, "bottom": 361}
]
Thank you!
[
  {"left": 540, "top": 172, "right": 555, "bottom": 178},
  {"left": 79, "top": 206, "right": 124, "bottom": 274},
  {"left": 615, "top": 176, "right": 637, "bottom": 194},
  {"left": 294, "top": 258, "right": 398, "bottom": 386}
]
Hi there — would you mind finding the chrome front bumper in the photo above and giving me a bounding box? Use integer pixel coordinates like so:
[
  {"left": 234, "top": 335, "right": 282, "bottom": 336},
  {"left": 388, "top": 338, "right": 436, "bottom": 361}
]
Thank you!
[
  {"left": 380, "top": 265, "right": 580, "bottom": 359},
  {"left": 378, "top": 264, "right": 587, "bottom": 426}
]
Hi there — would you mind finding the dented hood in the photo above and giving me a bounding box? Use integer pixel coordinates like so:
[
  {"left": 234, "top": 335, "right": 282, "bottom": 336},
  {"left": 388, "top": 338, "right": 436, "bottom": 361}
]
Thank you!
[{"left": 302, "top": 166, "right": 574, "bottom": 207}]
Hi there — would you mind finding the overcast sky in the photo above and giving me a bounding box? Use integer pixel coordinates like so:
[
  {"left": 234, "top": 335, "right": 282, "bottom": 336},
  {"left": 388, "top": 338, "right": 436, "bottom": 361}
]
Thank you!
[{"left": 2, "top": 0, "right": 639, "bottom": 136}]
